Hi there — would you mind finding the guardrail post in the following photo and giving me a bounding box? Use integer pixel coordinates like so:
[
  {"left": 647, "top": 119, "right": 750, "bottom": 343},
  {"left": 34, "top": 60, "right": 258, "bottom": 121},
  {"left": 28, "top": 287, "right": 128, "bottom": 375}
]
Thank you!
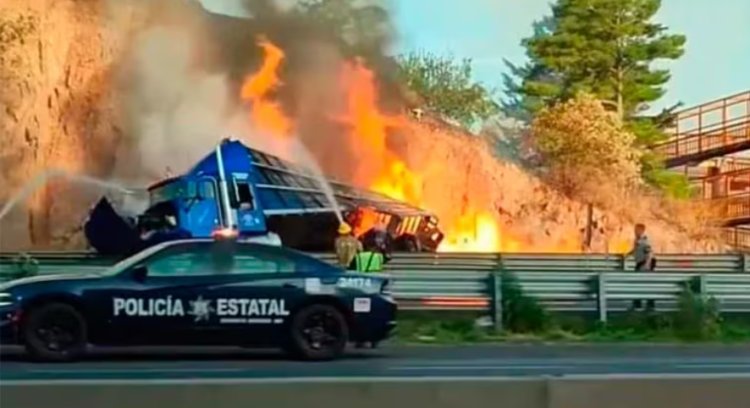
[
  {"left": 742, "top": 254, "right": 749, "bottom": 273},
  {"left": 596, "top": 273, "right": 608, "bottom": 323},
  {"left": 617, "top": 254, "right": 627, "bottom": 271},
  {"left": 489, "top": 271, "right": 503, "bottom": 332},
  {"left": 699, "top": 274, "right": 708, "bottom": 301}
]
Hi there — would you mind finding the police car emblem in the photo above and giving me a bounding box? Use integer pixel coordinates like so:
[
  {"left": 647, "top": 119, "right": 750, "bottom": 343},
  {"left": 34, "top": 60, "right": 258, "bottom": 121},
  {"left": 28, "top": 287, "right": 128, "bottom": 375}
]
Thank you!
[{"left": 188, "top": 296, "right": 214, "bottom": 322}]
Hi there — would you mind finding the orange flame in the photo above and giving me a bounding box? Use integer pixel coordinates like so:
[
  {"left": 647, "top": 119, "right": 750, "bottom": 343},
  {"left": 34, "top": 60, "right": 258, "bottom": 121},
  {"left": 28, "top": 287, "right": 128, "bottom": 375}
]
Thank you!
[
  {"left": 348, "top": 207, "right": 380, "bottom": 237},
  {"left": 337, "top": 60, "right": 505, "bottom": 251},
  {"left": 237, "top": 37, "right": 606, "bottom": 254},
  {"left": 240, "top": 36, "right": 292, "bottom": 136},
  {"left": 339, "top": 60, "right": 422, "bottom": 205},
  {"left": 437, "top": 209, "right": 512, "bottom": 253}
]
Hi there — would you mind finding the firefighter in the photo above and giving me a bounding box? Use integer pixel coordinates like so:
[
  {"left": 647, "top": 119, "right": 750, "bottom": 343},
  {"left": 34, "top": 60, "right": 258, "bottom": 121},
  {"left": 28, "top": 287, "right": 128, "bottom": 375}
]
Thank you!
[
  {"left": 354, "top": 239, "right": 385, "bottom": 273},
  {"left": 372, "top": 222, "right": 393, "bottom": 264},
  {"left": 352, "top": 238, "right": 384, "bottom": 349},
  {"left": 335, "top": 222, "right": 362, "bottom": 270}
]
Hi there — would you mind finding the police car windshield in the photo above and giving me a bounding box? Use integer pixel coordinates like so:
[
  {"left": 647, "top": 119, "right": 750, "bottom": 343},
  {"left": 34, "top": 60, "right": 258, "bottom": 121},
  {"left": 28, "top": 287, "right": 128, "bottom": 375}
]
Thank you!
[{"left": 99, "top": 242, "right": 176, "bottom": 276}]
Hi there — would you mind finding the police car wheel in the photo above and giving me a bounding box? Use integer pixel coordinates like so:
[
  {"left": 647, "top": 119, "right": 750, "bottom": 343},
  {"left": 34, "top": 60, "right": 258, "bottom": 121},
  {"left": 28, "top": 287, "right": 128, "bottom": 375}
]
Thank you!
[
  {"left": 287, "top": 304, "right": 348, "bottom": 361},
  {"left": 23, "top": 303, "right": 87, "bottom": 362}
]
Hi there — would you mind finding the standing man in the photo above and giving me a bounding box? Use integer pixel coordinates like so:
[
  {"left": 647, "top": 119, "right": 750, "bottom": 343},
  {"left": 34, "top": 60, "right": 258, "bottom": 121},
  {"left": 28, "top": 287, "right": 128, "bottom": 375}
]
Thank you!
[
  {"left": 626, "top": 223, "right": 655, "bottom": 272},
  {"left": 626, "top": 223, "right": 656, "bottom": 310},
  {"left": 335, "top": 222, "right": 362, "bottom": 270}
]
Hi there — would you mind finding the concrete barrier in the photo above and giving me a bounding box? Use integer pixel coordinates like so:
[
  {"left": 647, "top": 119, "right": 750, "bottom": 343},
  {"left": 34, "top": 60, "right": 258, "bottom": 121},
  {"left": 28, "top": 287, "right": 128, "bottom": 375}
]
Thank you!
[{"left": 3, "top": 376, "right": 750, "bottom": 408}]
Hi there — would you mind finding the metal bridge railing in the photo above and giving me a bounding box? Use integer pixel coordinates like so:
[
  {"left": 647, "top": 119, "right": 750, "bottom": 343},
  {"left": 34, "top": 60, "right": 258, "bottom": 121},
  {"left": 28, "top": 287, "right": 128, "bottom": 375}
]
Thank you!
[{"left": 653, "top": 90, "right": 750, "bottom": 168}]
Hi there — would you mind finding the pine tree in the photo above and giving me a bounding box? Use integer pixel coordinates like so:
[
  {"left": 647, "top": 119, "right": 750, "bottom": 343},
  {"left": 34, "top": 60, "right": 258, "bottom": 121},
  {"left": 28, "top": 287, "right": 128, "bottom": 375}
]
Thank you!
[
  {"left": 508, "top": 0, "right": 685, "bottom": 133},
  {"left": 504, "top": 0, "right": 690, "bottom": 197}
]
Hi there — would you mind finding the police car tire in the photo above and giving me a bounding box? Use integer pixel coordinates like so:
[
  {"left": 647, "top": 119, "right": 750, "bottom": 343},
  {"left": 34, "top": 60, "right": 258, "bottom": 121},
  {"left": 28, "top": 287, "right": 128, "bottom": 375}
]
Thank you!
[
  {"left": 287, "top": 304, "right": 349, "bottom": 361},
  {"left": 23, "top": 303, "right": 87, "bottom": 362}
]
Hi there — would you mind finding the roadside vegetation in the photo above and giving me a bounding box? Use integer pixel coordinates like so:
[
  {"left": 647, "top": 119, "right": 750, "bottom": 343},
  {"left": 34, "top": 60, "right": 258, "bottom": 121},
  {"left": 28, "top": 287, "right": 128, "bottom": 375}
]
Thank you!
[{"left": 396, "top": 271, "right": 750, "bottom": 344}]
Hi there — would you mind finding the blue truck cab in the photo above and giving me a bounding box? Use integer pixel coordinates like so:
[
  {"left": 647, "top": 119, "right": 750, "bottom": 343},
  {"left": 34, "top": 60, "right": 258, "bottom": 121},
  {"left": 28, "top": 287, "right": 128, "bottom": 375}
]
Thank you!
[{"left": 84, "top": 139, "right": 444, "bottom": 257}]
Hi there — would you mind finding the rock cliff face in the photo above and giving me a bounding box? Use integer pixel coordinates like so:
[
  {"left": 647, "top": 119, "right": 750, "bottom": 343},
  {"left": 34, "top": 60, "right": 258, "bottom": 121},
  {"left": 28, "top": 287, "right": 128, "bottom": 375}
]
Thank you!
[
  {"left": 0, "top": 0, "right": 725, "bottom": 254},
  {"left": 397, "top": 122, "right": 723, "bottom": 253},
  {"left": 0, "top": 0, "right": 144, "bottom": 249}
]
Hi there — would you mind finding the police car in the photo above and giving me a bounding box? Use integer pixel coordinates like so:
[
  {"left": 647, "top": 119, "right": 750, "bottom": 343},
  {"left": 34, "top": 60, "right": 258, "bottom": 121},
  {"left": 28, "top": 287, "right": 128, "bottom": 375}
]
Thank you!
[{"left": 0, "top": 239, "right": 396, "bottom": 362}]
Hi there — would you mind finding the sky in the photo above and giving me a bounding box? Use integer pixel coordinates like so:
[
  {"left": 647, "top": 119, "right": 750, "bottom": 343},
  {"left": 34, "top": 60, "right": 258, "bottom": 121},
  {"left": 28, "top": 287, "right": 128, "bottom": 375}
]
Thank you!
[{"left": 202, "top": 0, "right": 750, "bottom": 112}]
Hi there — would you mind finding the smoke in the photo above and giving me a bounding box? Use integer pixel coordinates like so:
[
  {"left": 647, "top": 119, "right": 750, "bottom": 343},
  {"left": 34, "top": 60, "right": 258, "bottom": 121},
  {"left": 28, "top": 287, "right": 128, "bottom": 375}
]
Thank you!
[
  {"left": 110, "top": 3, "right": 227, "bottom": 182},
  {"left": 107, "top": 0, "right": 399, "bottom": 185}
]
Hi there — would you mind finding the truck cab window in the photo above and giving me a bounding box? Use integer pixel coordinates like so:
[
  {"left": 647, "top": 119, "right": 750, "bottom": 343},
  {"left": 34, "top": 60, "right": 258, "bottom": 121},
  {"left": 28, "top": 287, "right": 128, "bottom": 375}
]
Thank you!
[{"left": 233, "top": 180, "right": 254, "bottom": 210}]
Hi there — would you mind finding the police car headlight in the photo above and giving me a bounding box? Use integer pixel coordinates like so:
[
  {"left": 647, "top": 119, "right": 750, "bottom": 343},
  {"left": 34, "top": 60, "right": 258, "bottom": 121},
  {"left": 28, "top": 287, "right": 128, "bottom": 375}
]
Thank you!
[{"left": 0, "top": 293, "right": 13, "bottom": 307}]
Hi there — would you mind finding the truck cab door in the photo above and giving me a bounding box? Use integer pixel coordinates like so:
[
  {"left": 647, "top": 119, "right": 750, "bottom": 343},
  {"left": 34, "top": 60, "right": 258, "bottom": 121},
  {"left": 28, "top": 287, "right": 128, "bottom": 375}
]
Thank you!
[
  {"left": 181, "top": 178, "right": 221, "bottom": 238},
  {"left": 229, "top": 173, "right": 266, "bottom": 234}
]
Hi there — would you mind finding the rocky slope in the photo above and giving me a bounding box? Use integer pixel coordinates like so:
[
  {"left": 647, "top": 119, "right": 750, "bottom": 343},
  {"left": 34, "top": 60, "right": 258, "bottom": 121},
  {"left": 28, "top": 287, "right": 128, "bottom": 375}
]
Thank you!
[{"left": 0, "top": 0, "right": 146, "bottom": 249}]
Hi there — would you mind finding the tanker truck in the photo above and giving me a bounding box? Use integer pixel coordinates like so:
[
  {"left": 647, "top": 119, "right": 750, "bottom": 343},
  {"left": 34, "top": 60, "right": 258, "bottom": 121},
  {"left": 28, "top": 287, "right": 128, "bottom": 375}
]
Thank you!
[{"left": 84, "top": 138, "right": 444, "bottom": 256}]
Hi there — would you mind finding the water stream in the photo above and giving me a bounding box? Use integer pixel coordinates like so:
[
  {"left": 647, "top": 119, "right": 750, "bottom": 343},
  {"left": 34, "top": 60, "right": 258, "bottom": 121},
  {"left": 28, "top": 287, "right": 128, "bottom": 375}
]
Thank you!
[
  {"left": 288, "top": 138, "right": 344, "bottom": 224},
  {"left": 0, "top": 168, "right": 135, "bottom": 222}
]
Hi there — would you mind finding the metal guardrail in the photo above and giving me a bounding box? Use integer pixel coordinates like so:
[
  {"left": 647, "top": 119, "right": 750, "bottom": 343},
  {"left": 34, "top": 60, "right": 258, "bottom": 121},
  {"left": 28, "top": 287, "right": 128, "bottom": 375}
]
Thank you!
[
  {"left": 2, "top": 251, "right": 749, "bottom": 273},
  {"left": 392, "top": 270, "right": 750, "bottom": 329},
  {"left": 1, "top": 264, "right": 747, "bottom": 329}
]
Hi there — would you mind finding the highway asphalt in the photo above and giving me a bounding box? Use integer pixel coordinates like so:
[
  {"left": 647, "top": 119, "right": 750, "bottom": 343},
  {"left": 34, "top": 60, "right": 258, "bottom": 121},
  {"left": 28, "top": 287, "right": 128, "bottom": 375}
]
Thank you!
[{"left": 3, "top": 343, "right": 750, "bottom": 383}]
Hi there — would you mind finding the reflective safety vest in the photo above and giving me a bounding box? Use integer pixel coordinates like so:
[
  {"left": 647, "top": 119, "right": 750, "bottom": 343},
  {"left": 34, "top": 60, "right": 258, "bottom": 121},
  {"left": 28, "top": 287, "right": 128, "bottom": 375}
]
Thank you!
[{"left": 354, "top": 251, "right": 384, "bottom": 273}]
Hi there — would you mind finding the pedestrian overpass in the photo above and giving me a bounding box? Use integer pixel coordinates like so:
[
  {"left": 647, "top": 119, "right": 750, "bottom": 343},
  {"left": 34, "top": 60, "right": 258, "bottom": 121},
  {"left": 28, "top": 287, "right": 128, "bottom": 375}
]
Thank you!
[{"left": 652, "top": 91, "right": 750, "bottom": 250}]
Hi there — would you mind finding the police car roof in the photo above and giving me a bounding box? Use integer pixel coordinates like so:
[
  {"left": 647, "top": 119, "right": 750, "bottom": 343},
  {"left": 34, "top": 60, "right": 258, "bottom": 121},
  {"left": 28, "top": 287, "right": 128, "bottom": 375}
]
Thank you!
[{"left": 146, "top": 238, "right": 312, "bottom": 258}]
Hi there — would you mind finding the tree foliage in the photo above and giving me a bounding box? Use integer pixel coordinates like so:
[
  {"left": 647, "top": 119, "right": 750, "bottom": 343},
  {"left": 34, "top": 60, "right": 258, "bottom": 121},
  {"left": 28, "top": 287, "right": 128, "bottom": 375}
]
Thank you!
[
  {"left": 501, "top": 16, "right": 560, "bottom": 121},
  {"left": 511, "top": 0, "right": 686, "bottom": 124},
  {"left": 397, "top": 51, "right": 500, "bottom": 128},
  {"left": 530, "top": 93, "right": 642, "bottom": 202},
  {"left": 504, "top": 0, "right": 688, "bottom": 197}
]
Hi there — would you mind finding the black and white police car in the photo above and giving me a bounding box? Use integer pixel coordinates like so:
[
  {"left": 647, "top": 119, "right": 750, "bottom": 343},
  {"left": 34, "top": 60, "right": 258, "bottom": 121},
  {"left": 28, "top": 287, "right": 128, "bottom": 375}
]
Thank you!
[{"left": 0, "top": 239, "right": 396, "bottom": 361}]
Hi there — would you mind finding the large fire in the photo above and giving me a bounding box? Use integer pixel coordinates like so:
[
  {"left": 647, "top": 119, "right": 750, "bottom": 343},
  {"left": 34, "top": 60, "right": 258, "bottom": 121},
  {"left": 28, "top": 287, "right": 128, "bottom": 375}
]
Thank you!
[
  {"left": 238, "top": 37, "right": 609, "bottom": 253},
  {"left": 240, "top": 37, "right": 292, "bottom": 137},
  {"left": 338, "top": 60, "right": 423, "bottom": 206}
]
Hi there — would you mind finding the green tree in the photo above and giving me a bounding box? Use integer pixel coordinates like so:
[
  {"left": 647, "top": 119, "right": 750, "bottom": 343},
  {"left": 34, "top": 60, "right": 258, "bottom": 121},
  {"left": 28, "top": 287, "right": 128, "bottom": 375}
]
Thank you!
[
  {"left": 501, "top": 16, "right": 560, "bottom": 121},
  {"left": 506, "top": 0, "right": 688, "bottom": 196},
  {"left": 519, "top": 0, "right": 685, "bottom": 123},
  {"left": 397, "top": 51, "right": 500, "bottom": 128}
]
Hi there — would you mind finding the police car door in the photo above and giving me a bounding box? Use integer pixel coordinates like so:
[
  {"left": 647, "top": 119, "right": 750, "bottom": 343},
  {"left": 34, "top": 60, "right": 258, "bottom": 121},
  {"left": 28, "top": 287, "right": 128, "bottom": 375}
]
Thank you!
[
  {"left": 106, "top": 244, "right": 238, "bottom": 344},
  {"left": 212, "top": 248, "right": 303, "bottom": 343}
]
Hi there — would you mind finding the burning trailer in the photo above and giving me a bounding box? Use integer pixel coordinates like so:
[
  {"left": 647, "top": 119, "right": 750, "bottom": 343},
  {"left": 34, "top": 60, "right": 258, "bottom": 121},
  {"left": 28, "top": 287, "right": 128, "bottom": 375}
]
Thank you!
[{"left": 84, "top": 139, "right": 444, "bottom": 256}]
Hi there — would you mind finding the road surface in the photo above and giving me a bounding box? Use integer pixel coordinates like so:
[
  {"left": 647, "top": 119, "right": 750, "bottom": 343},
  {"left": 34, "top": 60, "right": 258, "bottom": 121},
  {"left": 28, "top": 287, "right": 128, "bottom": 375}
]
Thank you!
[{"left": 3, "top": 344, "right": 750, "bottom": 383}]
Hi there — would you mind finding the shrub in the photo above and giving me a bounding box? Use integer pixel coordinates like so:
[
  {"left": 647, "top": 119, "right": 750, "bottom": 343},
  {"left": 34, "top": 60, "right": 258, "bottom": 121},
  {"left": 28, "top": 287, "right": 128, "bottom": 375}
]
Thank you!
[
  {"left": 529, "top": 93, "right": 642, "bottom": 205},
  {"left": 500, "top": 270, "right": 550, "bottom": 333},
  {"left": 673, "top": 277, "right": 721, "bottom": 341}
]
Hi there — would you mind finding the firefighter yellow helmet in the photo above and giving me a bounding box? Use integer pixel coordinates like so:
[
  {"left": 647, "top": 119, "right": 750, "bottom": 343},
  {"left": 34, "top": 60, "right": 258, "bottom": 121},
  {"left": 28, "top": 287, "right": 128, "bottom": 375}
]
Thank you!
[{"left": 338, "top": 222, "right": 352, "bottom": 235}]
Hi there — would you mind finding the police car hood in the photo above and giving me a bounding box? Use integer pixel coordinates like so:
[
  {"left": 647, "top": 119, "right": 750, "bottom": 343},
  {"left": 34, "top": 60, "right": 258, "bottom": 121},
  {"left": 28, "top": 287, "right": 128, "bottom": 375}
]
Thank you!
[{"left": 0, "top": 272, "right": 104, "bottom": 290}]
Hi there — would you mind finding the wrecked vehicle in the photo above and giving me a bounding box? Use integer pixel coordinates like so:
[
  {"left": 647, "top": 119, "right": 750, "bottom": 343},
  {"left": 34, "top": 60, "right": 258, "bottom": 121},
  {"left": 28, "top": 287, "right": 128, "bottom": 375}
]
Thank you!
[{"left": 84, "top": 139, "right": 444, "bottom": 256}]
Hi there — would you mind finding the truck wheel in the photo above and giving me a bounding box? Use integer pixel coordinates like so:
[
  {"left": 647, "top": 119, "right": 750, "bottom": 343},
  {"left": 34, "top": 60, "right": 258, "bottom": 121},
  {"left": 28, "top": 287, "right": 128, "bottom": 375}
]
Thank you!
[
  {"left": 286, "top": 304, "right": 348, "bottom": 361},
  {"left": 22, "top": 303, "right": 87, "bottom": 362}
]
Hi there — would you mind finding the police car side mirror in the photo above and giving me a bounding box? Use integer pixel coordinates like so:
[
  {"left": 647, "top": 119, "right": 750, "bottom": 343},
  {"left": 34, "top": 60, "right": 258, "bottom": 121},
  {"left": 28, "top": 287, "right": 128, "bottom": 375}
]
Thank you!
[{"left": 132, "top": 265, "right": 148, "bottom": 282}]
